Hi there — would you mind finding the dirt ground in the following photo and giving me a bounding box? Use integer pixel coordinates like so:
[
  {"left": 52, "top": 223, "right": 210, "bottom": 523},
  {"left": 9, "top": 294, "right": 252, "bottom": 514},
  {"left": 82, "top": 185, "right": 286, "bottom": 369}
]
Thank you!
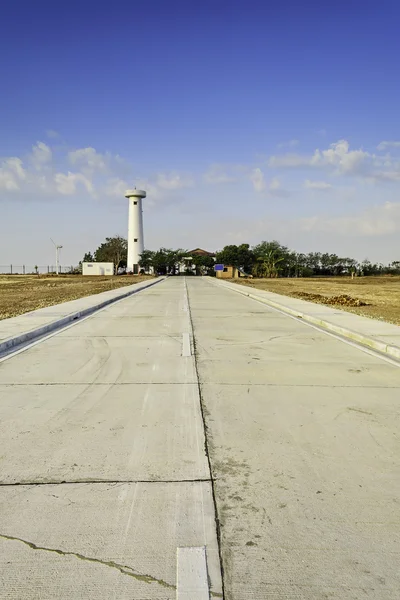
[
  {"left": 231, "top": 276, "right": 400, "bottom": 326},
  {"left": 0, "top": 275, "right": 154, "bottom": 320}
]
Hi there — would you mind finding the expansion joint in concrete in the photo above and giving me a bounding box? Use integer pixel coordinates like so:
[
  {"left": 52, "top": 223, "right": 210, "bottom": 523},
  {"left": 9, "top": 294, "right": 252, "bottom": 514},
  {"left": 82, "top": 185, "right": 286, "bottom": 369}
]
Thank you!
[
  {"left": 0, "top": 478, "right": 212, "bottom": 487},
  {"left": 184, "top": 278, "right": 226, "bottom": 600}
]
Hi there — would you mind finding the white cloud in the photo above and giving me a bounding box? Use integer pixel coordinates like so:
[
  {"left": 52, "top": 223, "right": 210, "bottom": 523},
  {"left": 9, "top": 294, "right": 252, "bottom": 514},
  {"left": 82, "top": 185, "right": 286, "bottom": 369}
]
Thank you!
[
  {"left": 0, "top": 158, "right": 26, "bottom": 191},
  {"left": 68, "top": 147, "right": 108, "bottom": 172},
  {"left": 299, "top": 202, "right": 400, "bottom": 237},
  {"left": 311, "top": 140, "right": 368, "bottom": 173},
  {"left": 0, "top": 141, "right": 195, "bottom": 206},
  {"left": 5, "top": 157, "right": 26, "bottom": 181},
  {"left": 46, "top": 129, "right": 59, "bottom": 139},
  {"left": 250, "top": 168, "right": 266, "bottom": 192},
  {"left": 269, "top": 153, "right": 310, "bottom": 168},
  {"left": 30, "top": 142, "right": 52, "bottom": 170},
  {"left": 368, "top": 170, "right": 400, "bottom": 183},
  {"left": 269, "top": 139, "right": 372, "bottom": 177},
  {"left": 269, "top": 177, "right": 281, "bottom": 190},
  {"left": 203, "top": 164, "right": 235, "bottom": 184},
  {"left": 250, "top": 170, "right": 285, "bottom": 195},
  {"left": 155, "top": 172, "right": 194, "bottom": 190},
  {"left": 0, "top": 170, "right": 20, "bottom": 191},
  {"left": 377, "top": 141, "right": 400, "bottom": 151},
  {"left": 304, "top": 179, "right": 332, "bottom": 190},
  {"left": 277, "top": 139, "right": 299, "bottom": 149},
  {"left": 105, "top": 173, "right": 194, "bottom": 206},
  {"left": 54, "top": 172, "right": 94, "bottom": 196},
  {"left": 104, "top": 178, "right": 129, "bottom": 197}
]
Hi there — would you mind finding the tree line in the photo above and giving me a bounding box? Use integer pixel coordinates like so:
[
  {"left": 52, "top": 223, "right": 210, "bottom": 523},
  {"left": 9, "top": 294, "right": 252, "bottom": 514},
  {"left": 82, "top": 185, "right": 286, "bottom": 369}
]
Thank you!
[
  {"left": 81, "top": 237, "right": 214, "bottom": 275},
  {"left": 215, "top": 241, "right": 400, "bottom": 277},
  {"left": 82, "top": 236, "right": 400, "bottom": 277}
]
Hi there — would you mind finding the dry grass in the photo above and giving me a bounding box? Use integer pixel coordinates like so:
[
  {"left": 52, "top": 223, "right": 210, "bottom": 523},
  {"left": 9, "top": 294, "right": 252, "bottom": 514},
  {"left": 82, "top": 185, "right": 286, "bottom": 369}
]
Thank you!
[
  {"left": 0, "top": 275, "right": 154, "bottom": 320},
  {"left": 231, "top": 276, "right": 400, "bottom": 326}
]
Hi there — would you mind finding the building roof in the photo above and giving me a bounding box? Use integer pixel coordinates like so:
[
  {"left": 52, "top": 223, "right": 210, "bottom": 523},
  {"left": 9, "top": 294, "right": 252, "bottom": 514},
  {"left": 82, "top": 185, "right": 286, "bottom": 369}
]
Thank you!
[{"left": 188, "top": 248, "right": 216, "bottom": 257}]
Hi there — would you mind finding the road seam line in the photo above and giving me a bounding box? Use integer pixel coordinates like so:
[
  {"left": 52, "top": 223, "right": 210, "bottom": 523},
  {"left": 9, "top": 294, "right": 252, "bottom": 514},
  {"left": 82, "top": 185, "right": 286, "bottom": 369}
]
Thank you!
[
  {"left": 0, "top": 478, "right": 212, "bottom": 486},
  {"left": 185, "top": 278, "right": 226, "bottom": 599}
]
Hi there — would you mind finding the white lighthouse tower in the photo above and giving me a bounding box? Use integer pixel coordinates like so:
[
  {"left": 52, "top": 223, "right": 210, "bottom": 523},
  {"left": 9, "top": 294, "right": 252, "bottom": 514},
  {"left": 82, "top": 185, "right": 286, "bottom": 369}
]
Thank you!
[{"left": 125, "top": 189, "right": 146, "bottom": 274}]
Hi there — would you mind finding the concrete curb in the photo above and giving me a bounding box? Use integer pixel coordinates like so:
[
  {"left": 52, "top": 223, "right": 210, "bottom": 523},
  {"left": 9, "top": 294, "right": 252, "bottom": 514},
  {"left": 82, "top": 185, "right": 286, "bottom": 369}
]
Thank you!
[
  {"left": 212, "top": 279, "right": 400, "bottom": 361},
  {"left": 0, "top": 277, "right": 165, "bottom": 356}
]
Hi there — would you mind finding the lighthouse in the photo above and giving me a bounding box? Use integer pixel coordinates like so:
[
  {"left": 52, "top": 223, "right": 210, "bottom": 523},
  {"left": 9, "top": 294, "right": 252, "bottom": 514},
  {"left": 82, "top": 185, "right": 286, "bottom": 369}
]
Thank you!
[{"left": 125, "top": 189, "right": 146, "bottom": 274}]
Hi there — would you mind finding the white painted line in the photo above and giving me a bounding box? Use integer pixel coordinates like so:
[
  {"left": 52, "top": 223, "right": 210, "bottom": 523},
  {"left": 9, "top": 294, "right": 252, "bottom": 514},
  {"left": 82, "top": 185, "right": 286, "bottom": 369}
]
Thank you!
[
  {"left": 182, "top": 333, "right": 191, "bottom": 357},
  {"left": 177, "top": 546, "right": 209, "bottom": 600}
]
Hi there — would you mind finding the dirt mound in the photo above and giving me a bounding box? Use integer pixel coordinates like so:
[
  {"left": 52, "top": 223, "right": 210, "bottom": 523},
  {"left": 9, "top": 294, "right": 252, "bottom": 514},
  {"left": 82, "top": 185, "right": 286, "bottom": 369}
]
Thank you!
[{"left": 294, "top": 292, "right": 368, "bottom": 307}]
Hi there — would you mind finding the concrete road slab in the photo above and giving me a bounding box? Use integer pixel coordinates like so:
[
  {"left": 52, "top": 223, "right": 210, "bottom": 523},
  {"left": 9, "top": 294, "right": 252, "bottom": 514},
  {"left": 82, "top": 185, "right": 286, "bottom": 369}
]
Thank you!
[
  {"left": 0, "top": 482, "right": 222, "bottom": 600},
  {"left": 201, "top": 384, "right": 400, "bottom": 600},
  {"left": 0, "top": 277, "right": 222, "bottom": 599},
  {"left": 0, "top": 383, "right": 208, "bottom": 483},
  {"left": 0, "top": 336, "right": 197, "bottom": 384},
  {"left": 187, "top": 278, "right": 400, "bottom": 599},
  {"left": 99, "top": 290, "right": 186, "bottom": 318},
  {"left": 195, "top": 330, "right": 385, "bottom": 362},
  {"left": 196, "top": 356, "right": 399, "bottom": 386},
  {"left": 214, "top": 278, "right": 400, "bottom": 358},
  {"left": 57, "top": 315, "right": 191, "bottom": 338}
]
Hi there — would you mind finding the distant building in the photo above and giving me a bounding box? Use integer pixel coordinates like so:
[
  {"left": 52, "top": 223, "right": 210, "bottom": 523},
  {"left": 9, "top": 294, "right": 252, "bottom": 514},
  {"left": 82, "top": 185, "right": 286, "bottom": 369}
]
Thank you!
[
  {"left": 188, "top": 248, "right": 216, "bottom": 258},
  {"left": 216, "top": 265, "right": 239, "bottom": 279},
  {"left": 82, "top": 262, "right": 114, "bottom": 276},
  {"left": 179, "top": 248, "right": 216, "bottom": 275}
]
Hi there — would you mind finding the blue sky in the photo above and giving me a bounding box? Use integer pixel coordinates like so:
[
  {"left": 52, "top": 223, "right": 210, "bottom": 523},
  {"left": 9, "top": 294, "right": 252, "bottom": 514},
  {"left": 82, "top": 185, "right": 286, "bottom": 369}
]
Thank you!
[{"left": 1, "top": 0, "right": 400, "bottom": 266}]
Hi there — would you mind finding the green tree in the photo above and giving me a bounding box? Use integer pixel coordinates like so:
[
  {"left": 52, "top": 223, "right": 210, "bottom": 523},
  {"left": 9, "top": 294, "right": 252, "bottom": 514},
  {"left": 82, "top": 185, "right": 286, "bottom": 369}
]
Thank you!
[
  {"left": 305, "top": 252, "right": 322, "bottom": 274},
  {"left": 252, "top": 241, "right": 290, "bottom": 278},
  {"left": 215, "top": 245, "right": 239, "bottom": 267},
  {"left": 166, "top": 248, "right": 186, "bottom": 273},
  {"left": 236, "top": 244, "right": 254, "bottom": 273},
  {"left": 82, "top": 252, "right": 94, "bottom": 263},
  {"left": 150, "top": 248, "right": 181, "bottom": 274},
  {"left": 215, "top": 244, "right": 254, "bottom": 272},
  {"left": 94, "top": 236, "right": 127, "bottom": 272},
  {"left": 151, "top": 249, "right": 167, "bottom": 274},
  {"left": 192, "top": 254, "right": 215, "bottom": 275},
  {"left": 139, "top": 249, "right": 155, "bottom": 272}
]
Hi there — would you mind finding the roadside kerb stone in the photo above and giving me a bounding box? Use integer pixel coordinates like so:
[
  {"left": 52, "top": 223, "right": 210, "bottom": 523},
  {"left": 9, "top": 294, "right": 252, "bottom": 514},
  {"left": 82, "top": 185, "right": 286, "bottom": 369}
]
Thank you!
[
  {"left": 0, "top": 277, "right": 165, "bottom": 355},
  {"left": 210, "top": 278, "right": 400, "bottom": 361}
]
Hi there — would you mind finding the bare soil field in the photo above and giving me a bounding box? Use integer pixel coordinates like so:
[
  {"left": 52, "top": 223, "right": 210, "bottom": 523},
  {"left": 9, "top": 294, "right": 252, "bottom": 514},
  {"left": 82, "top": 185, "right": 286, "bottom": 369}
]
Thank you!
[
  {"left": 232, "top": 276, "right": 400, "bottom": 325},
  {"left": 0, "top": 275, "right": 154, "bottom": 320}
]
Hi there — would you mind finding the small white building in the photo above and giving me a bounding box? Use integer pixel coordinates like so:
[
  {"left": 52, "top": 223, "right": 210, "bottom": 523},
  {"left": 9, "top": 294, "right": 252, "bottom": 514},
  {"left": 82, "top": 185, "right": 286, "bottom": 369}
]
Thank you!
[{"left": 82, "top": 262, "right": 114, "bottom": 276}]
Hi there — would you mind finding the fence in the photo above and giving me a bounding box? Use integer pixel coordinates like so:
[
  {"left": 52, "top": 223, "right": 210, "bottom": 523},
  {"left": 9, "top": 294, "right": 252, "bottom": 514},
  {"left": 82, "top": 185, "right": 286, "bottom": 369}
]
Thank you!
[{"left": 0, "top": 265, "right": 79, "bottom": 275}]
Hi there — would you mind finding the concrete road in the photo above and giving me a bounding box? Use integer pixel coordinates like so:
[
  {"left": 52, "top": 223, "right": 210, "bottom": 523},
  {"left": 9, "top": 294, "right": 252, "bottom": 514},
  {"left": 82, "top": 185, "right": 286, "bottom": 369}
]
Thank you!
[
  {"left": 187, "top": 278, "right": 400, "bottom": 600},
  {"left": 0, "top": 278, "right": 221, "bottom": 599},
  {"left": 0, "top": 277, "right": 399, "bottom": 599}
]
